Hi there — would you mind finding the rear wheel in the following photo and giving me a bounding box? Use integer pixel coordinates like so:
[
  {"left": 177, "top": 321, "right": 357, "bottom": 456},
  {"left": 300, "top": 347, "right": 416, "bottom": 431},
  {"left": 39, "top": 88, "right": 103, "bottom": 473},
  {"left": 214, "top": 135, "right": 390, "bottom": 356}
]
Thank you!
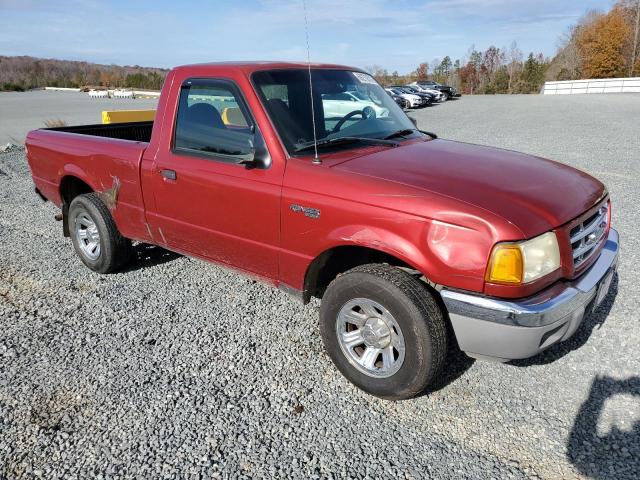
[
  {"left": 319, "top": 264, "right": 447, "bottom": 400},
  {"left": 69, "top": 193, "right": 132, "bottom": 273}
]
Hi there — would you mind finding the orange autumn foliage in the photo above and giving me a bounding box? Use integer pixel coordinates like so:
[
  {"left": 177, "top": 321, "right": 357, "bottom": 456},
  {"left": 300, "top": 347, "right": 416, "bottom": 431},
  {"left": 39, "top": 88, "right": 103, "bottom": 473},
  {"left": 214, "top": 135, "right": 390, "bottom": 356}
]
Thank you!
[{"left": 576, "top": 7, "right": 632, "bottom": 78}]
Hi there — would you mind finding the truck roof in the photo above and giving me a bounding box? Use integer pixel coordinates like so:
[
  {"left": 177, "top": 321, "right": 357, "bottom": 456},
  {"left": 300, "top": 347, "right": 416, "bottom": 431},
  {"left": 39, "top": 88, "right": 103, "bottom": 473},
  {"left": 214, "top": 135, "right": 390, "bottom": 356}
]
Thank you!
[{"left": 172, "top": 61, "right": 364, "bottom": 74}]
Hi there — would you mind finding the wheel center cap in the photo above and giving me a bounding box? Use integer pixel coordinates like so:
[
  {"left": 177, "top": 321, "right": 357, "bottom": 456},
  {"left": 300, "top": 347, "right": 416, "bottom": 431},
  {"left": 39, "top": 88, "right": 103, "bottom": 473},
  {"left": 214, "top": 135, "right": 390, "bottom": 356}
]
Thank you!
[
  {"left": 361, "top": 317, "right": 391, "bottom": 349},
  {"left": 87, "top": 227, "right": 99, "bottom": 243}
]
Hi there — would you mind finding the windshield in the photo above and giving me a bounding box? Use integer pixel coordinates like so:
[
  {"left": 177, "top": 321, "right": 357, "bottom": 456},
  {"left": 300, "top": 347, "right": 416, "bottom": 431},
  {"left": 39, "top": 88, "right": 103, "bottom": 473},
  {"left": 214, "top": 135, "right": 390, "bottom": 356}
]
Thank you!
[{"left": 252, "top": 69, "right": 417, "bottom": 155}]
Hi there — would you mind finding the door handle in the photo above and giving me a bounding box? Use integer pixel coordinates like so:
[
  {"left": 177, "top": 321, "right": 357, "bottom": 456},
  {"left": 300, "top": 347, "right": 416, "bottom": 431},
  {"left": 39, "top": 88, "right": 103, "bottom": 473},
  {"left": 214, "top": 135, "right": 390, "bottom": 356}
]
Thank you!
[{"left": 160, "top": 169, "right": 177, "bottom": 181}]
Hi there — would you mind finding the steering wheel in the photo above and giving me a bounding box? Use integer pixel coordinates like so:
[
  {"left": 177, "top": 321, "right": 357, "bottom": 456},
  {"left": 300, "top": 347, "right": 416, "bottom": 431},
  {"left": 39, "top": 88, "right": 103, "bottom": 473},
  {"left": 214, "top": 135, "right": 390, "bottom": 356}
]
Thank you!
[{"left": 331, "top": 107, "right": 376, "bottom": 134}]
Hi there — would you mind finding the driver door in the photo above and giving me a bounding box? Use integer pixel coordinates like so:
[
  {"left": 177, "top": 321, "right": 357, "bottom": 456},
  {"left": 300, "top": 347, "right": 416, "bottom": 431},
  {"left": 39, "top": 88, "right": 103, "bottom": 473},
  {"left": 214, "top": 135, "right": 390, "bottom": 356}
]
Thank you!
[{"left": 144, "top": 78, "right": 282, "bottom": 280}]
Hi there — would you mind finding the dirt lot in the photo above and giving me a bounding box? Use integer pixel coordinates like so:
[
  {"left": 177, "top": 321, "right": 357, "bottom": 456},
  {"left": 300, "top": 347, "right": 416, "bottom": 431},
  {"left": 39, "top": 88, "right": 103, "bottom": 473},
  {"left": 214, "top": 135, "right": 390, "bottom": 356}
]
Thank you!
[
  {"left": 0, "top": 90, "right": 158, "bottom": 144},
  {"left": 1, "top": 93, "right": 639, "bottom": 479}
]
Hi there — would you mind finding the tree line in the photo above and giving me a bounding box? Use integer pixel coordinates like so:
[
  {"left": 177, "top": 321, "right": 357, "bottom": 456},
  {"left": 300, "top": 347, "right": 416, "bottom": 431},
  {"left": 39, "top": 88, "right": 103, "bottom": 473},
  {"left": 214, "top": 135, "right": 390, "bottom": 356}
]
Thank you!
[
  {"left": 0, "top": 56, "right": 168, "bottom": 92},
  {"left": 366, "top": 45, "right": 548, "bottom": 95},
  {"left": 368, "top": 0, "right": 640, "bottom": 94}
]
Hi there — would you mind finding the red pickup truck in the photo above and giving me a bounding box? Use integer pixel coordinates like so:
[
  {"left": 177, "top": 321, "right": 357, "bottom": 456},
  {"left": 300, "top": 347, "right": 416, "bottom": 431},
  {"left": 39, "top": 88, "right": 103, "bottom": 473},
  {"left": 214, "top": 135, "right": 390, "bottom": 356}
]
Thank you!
[{"left": 26, "top": 62, "right": 619, "bottom": 399}]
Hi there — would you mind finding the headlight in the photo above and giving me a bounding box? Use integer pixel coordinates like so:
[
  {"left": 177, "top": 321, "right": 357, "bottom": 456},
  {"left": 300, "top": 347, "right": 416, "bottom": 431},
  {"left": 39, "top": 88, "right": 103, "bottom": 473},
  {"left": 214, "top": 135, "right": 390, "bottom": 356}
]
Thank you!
[{"left": 486, "top": 232, "right": 561, "bottom": 285}]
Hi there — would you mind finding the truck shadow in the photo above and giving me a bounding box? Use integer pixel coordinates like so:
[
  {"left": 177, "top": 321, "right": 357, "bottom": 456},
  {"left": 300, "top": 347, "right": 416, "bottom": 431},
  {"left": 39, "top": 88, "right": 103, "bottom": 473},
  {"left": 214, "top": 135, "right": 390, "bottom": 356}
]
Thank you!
[
  {"left": 421, "top": 344, "right": 476, "bottom": 395},
  {"left": 567, "top": 375, "right": 640, "bottom": 479},
  {"left": 123, "top": 243, "right": 181, "bottom": 272},
  {"left": 509, "top": 273, "right": 619, "bottom": 367}
]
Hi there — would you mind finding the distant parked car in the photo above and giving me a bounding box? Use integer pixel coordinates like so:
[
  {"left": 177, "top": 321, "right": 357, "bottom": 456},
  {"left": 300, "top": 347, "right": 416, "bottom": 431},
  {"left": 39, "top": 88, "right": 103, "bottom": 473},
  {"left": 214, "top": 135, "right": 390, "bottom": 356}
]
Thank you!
[
  {"left": 386, "top": 91, "right": 409, "bottom": 109},
  {"left": 405, "top": 84, "right": 445, "bottom": 102},
  {"left": 390, "top": 93, "right": 409, "bottom": 109},
  {"left": 412, "top": 81, "right": 461, "bottom": 100},
  {"left": 391, "top": 86, "right": 434, "bottom": 106},
  {"left": 322, "top": 92, "right": 389, "bottom": 118},
  {"left": 344, "top": 90, "right": 399, "bottom": 114},
  {"left": 385, "top": 87, "right": 425, "bottom": 108},
  {"left": 403, "top": 85, "right": 441, "bottom": 103}
]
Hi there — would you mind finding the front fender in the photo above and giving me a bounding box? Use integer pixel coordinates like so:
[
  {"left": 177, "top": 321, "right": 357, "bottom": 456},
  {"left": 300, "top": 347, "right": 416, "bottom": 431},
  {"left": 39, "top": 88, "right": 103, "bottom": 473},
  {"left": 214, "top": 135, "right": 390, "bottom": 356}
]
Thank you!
[
  {"left": 323, "top": 218, "right": 494, "bottom": 293},
  {"left": 326, "top": 223, "right": 429, "bottom": 274}
]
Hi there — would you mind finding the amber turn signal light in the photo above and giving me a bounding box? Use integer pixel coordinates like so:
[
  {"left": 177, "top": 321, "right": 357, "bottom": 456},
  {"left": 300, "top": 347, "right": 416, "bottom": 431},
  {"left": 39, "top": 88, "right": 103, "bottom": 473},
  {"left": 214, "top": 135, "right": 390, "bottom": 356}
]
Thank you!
[{"left": 486, "top": 244, "right": 524, "bottom": 284}]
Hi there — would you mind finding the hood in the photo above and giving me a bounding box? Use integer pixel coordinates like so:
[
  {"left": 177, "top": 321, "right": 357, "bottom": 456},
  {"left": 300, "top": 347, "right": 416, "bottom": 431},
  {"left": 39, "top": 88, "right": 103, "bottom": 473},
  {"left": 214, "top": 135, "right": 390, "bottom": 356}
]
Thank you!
[{"left": 333, "top": 139, "right": 605, "bottom": 238}]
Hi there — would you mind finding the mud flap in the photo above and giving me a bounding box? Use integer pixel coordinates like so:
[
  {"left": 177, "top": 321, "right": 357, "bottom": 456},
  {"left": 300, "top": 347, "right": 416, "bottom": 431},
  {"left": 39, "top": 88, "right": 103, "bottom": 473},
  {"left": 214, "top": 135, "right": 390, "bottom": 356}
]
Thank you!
[{"left": 62, "top": 202, "right": 70, "bottom": 237}]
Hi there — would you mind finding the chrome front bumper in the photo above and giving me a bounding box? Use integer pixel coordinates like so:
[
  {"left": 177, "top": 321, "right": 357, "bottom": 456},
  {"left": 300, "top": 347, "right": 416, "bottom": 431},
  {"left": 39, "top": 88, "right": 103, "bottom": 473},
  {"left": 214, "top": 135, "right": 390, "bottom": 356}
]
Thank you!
[{"left": 441, "top": 229, "right": 619, "bottom": 362}]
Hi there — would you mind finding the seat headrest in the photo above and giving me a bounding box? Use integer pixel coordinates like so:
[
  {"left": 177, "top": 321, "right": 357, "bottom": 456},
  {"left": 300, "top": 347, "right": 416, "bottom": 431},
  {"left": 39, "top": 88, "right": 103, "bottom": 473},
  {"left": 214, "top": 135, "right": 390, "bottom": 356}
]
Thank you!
[
  {"left": 221, "top": 107, "right": 246, "bottom": 126},
  {"left": 185, "top": 103, "right": 225, "bottom": 129}
]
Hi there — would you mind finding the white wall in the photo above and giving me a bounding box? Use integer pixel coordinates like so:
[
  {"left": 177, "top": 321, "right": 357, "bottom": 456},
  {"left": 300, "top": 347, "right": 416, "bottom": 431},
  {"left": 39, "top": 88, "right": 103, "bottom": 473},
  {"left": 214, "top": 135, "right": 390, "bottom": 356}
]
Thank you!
[
  {"left": 543, "top": 77, "right": 640, "bottom": 95},
  {"left": 44, "top": 87, "right": 81, "bottom": 92},
  {"left": 132, "top": 90, "right": 161, "bottom": 98}
]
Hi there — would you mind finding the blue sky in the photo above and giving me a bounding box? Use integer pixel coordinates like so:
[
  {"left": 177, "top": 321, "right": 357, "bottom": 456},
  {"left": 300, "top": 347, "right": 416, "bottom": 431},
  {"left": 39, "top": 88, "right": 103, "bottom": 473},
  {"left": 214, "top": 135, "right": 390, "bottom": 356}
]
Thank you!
[{"left": 1, "top": 0, "right": 614, "bottom": 73}]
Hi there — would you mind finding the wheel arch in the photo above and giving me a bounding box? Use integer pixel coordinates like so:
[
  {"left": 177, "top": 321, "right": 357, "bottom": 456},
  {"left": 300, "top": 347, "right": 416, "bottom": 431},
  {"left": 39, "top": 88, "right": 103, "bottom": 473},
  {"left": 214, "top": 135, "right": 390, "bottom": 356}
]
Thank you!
[
  {"left": 59, "top": 175, "right": 94, "bottom": 236},
  {"left": 60, "top": 175, "right": 94, "bottom": 204},
  {"left": 302, "top": 244, "right": 431, "bottom": 304}
]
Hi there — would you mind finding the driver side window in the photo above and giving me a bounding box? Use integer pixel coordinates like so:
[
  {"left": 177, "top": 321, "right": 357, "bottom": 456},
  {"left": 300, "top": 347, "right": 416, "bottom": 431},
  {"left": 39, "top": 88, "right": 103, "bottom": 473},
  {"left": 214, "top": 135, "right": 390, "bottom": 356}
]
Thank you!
[{"left": 174, "top": 79, "right": 254, "bottom": 162}]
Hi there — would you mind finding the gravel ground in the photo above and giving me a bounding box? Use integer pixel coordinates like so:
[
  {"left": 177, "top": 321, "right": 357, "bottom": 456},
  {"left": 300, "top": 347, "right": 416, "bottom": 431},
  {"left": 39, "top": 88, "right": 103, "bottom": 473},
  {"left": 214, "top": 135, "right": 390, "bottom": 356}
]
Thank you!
[
  {"left": 0, "top": 90, "right": 158, "bottom": 144},
  {"left": 1, "top": 94, "right": 639, "bottom": 479}
]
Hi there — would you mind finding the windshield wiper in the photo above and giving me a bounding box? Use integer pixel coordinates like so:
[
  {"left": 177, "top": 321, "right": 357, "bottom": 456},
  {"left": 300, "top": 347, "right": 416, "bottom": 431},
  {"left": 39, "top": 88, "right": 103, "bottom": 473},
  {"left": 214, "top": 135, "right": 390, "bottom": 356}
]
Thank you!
[
  {"left": 294, "top": 136, "right": 399, "bottom": 153},
  {"left": 383, "top": 129, "right": 438, "bottom": 140},
  {"left": 383, "top": 128, "right": 417, "bottom": 140}
]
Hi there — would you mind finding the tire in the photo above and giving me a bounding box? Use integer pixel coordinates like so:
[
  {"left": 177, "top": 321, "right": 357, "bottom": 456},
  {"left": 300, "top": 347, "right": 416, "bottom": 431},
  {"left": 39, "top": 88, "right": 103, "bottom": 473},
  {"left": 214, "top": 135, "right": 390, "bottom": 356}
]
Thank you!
[
  {"left": 319, "top": 264, "right": 447, "bottom": 400},
  {"left": 68, "top": 193, "right": 132, "bottom": 273}
]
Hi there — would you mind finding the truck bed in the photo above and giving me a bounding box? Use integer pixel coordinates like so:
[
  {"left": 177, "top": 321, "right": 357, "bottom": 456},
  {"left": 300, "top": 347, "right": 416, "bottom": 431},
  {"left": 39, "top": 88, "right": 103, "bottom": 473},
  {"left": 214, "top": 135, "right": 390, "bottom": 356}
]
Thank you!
[
  {"left": 26, "top": 122, "right": 153, "bottom": 243},
  {"left": 45, "top": 121, "right": 153, "bottom": 143}
]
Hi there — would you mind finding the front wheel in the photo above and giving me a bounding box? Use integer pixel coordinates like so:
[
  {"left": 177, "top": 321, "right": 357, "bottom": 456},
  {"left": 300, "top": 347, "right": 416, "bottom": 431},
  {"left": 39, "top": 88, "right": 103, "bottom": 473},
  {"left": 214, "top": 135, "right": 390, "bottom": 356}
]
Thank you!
[{"left": 319, "top": 264, "right": 447, "bottom": 400}]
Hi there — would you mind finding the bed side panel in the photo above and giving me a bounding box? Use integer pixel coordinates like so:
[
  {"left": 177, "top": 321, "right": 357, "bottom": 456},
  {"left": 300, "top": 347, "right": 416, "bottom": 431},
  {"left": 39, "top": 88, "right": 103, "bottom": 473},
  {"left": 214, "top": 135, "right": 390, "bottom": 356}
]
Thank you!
[{"left": 26, "top": 129, "right": 152, "bottom": 242}]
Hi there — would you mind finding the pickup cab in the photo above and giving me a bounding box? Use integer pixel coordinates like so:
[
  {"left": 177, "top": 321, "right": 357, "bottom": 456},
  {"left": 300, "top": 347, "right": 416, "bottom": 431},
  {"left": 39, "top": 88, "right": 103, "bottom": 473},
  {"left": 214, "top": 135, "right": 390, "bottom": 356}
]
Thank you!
[{"left": 26, "top": 62, "right": 619, "bottom": 400}]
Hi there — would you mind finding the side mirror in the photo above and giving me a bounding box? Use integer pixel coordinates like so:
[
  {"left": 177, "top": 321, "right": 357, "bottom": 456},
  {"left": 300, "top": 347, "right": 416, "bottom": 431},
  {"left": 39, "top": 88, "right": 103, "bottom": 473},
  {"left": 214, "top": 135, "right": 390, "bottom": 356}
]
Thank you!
[{"left": 237, "top": 130, "right": 271, "bottom": 169}]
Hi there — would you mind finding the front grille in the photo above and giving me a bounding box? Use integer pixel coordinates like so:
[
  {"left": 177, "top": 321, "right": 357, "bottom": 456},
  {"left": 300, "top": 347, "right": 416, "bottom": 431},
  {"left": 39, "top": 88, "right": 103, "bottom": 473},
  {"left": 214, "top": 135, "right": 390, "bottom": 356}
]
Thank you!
[{"left": 570, "top": 203, "right": 609, "bottom": 268}]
